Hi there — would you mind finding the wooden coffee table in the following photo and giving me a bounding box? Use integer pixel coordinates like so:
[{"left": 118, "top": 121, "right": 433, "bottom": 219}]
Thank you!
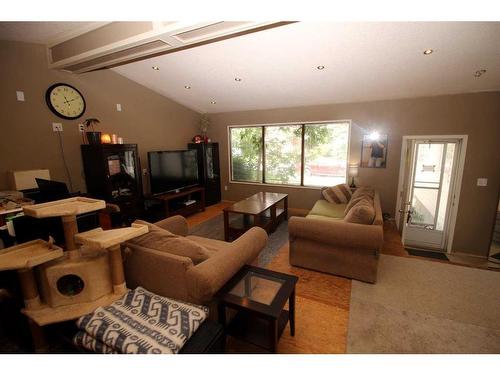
[
  {"left": 216, "top": 265, "right": 298, "bottom": 353},
  {"left": 223, "top": 192, "right": 288, "bottom": 241}
]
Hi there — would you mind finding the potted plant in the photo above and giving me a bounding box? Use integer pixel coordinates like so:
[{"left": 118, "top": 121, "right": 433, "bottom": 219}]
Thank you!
[{"left": 83, "top": 118, "right": 101, "bottom": 145}]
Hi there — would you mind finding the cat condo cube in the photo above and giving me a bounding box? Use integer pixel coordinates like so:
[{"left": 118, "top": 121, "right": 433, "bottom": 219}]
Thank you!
[{"left": 0, "top": 197, "right": 148, "bottom": 331}]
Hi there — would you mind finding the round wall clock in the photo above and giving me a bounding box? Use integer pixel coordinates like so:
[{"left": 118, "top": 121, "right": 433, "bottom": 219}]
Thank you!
[{"left": 45, "top": 83, "right": 86, "bottom": 120}]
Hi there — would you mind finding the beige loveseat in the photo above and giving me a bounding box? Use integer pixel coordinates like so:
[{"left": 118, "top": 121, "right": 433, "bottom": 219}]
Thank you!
[
  {"left": 288, "top": 188, "right": 384, "bottom": 283},
  {"left": 122, "top": 215, "right": 268, "bottom": 308}
]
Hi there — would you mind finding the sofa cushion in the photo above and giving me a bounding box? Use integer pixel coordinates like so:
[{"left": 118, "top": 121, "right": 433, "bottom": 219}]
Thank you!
[
  {"left": 321, "top": 183, "right": 352, "bottom": 203},
  {"left": 309, "top": 199, "right": 348, "bottom": 218},
  {"left": 305, "top": 214, "right": 343, "bottom": 222},
  {"left": 129, "top": 220, "right": 213, "bottom": 264},
  {"left": 344, "top": 195, "right": 374, "bottom": 216},
  {"left": 186, "top": 235, "right": 232, "bottom": 254},
  {"left": 343, "top": 198, "right": 375, "bottom": 224}
]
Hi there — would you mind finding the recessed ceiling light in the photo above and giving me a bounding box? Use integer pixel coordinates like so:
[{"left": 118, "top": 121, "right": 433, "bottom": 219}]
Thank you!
[
  {"left": 423, "top": 49, "right": 434, "bottom": 55},
  {"left": 210, "top": 101, "right": 217, "bottom": 104},
  {"left": 317, "top": 65, "right": 325, "bottom": 70},
  {"left": 235, "top": 77, "right": 242, "bottom": 82},
  {"left": 152, "top": 66, "right": 160, "bottom": 70},
  {"left": 474, "top": 69, "right": 487, "bottom": 78},
  {"left": 184, "top": 85, "right": 191, "bottom": 89}
]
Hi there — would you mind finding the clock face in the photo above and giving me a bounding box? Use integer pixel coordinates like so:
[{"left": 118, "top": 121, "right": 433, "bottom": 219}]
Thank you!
[{"left": 45, "top": 83, "right": 86, "bottom": 120}]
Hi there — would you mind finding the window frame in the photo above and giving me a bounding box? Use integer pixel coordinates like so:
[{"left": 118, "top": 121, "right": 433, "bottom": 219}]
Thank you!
[{"left": 228, "top": 120, "right": 351, "bottom": 189}]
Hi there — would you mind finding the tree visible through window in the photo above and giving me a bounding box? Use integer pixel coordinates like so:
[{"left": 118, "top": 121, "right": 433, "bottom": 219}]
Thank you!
[
  {"left": 229, "top": 121, "right": 350, "bottom": 187},
  {"left": 265, "top": 125, "right": 302, "bottom": 185},
  {"left": 230, "top": 127, "right": 262, "bottom": 183},
  {"left": 304, "top": 123, "right": 349, "bottom": 187}
]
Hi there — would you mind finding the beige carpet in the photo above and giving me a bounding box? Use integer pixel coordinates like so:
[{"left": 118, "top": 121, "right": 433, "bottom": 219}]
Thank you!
[{"left": 347, "top": 254, "right": 500, "bottom": 353}]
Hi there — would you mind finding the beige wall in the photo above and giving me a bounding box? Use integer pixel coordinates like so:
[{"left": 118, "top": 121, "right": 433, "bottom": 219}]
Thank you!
[
  {"left": 208, "top": 92, "right": 500, "bottom": 256},
  {"left": 1, "top": 40, "right": 499, "bottom": 256},
  {"left": 0, "top": 40, "right": 200, "bottom": 194}
]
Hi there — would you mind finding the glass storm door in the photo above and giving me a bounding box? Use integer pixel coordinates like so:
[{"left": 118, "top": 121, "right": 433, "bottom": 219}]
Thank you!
[{"left": 403, "top": 140, "right": 460, "bottom": 251}]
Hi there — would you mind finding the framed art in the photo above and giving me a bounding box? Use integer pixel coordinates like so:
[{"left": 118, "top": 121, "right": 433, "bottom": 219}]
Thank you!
[{"left": 361, "top": 133, "right": 388, "bottom": 168}]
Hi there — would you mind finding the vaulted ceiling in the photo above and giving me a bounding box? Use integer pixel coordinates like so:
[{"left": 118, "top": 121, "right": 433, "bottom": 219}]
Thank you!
[
  {"left": 1, "top": 21, "right": 499, "bottom": 113},
  {"left": 112, "top": 22, "right": 500, "bottom": 113}
]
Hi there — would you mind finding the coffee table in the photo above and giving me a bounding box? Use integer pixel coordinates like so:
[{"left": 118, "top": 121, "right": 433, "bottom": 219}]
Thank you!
[
  {"left": 216, "top": 265, "right": 298, "bottom": 353},
  {"left": 223, "top": 192, "right": 288, "bottom": 241}
]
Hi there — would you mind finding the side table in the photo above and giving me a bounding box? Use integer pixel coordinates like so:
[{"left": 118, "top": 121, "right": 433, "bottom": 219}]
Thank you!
[{"left": 215, "top": 265, "right": 298, "bottom": 353}]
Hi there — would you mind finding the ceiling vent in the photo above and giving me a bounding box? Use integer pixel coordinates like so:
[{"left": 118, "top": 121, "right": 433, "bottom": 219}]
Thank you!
[
  {"left": 62, "top": 40, "right": 169, "bottom": 72},
  {"left": 172, "top": 21, "right": 253, "bottom": 43},
  {"left": 48, "top": 21, "right": 291, "bottom": 73}
]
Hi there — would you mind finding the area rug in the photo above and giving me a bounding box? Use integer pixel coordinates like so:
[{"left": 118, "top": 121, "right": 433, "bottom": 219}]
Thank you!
[
  {"left": 189, "top": 214, "right": 289, "bottom": 266},
  {"left": 347, "top": 254, "right": 500, "bottom": 353},
  {"left": 190, "top": 216, "right": 351, "bottom": 353}
]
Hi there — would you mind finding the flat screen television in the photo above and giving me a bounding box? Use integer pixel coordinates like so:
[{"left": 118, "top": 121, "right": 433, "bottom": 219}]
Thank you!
[{"left": 148, "top": 150, "right": 199, "bottom": 195}]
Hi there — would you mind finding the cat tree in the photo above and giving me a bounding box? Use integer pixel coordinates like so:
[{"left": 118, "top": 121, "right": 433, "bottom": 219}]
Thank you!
[{"left": 0, "top": 196, "right": 148, "bottom": 351}]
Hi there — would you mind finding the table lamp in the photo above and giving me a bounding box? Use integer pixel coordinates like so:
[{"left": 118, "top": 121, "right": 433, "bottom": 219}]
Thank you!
[{"left": 348, "top": 163, "right": 359, "bottom": 188}]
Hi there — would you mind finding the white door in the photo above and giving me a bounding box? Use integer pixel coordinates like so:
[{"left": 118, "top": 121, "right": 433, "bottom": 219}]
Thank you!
[{"left": 400, "top": 139, "right": 462, "bottom": 251}]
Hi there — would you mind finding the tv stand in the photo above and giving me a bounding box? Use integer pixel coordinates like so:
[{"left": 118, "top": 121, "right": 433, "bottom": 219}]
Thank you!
[{"left": 153, "top": 186, "right": 205, "bottom": 218}]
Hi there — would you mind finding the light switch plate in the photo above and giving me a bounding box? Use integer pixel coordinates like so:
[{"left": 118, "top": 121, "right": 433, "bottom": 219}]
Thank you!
[
  {"left": 16, "top": 91, "right": 25, "bottom": 101},
  {"left": 116, "top": 104, "right": 122, "bottom": 111},
  {"left": 477, "top": 178, "right": 488, "bottom": 187}
]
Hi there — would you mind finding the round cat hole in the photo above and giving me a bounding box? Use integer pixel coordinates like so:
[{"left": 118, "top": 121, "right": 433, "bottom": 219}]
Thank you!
[{"left": 56, "top": 274, "right": 85, "bottom": 296}]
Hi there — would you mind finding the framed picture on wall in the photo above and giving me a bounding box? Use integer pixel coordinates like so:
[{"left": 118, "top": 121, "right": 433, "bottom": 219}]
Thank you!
[{"left": 361, "top": 133, "right": 388, "bottom": 168}]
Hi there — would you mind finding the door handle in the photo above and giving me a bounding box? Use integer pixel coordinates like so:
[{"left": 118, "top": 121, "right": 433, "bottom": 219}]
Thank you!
[
  {"left": 406, "top": 208, "right": 414, "bottom": 224},
  {"left": 399, "top": 201, "right": 411, "bottom": 213}
]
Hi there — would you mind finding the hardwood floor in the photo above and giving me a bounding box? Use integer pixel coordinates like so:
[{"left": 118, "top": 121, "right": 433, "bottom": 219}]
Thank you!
[
  {"left": 266, "top": 243, "right": 351, "bottom": 353},
  {"left": 380, "top": 220, "right": 499, "bottom": 271},
  {"left": 187, "top": 203, "right": 496, "bottom": 353},
  {"left": 185, "top": 201, "right": 233, "bottom": 228},
  {"left": 187, "top": 201, "right": 353, "bottom": 353}
]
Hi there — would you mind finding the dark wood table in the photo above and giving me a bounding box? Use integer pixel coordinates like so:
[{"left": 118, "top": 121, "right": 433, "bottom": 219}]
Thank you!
[
  {"left": 151, "top": 186, "right": 205, "bottom": 218},
  {"left": 216, "top": 265, "right": 298, "bottom": 353},
  {"left": 223, "top": 192, "right": 288, "bottom": 241}
]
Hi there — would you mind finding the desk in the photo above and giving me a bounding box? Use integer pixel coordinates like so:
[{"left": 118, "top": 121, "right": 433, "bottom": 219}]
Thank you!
[
  {"left": 0, "top": 192, "right": 33, "bottom": 226},
  {"left": 0, "top": 208, "right": 23, "bottom": 226}
]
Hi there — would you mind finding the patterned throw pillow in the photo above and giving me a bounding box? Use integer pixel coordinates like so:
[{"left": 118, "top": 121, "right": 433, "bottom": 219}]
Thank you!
[
  {"left": 322, "top": 183, "right": 352, "bottom": 204},
  {"left": 344, "top": 198, "right": 375, "bottom": 224},
  {"left": 74, "top": 287, "right": 209, "bottom": 354},
  {"left": 344, "top": 195, "right": 373, "bottom": 216}
]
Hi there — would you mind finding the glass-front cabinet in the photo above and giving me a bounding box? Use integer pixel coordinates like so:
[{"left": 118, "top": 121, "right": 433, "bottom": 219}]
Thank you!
[
  {"left": 106, "top": 149, "right": 139, "bottom": 201},
  {"left": 188, "top": 142, "right": 221, "bottom": 206},
  {"left": 81, "top": 144, "right": 143, "bottom": 219}
]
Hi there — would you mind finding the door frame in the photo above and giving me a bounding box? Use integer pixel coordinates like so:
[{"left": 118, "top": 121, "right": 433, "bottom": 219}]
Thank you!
[{"left": 395, "top": 135, "right": 468, "bottom": 253}]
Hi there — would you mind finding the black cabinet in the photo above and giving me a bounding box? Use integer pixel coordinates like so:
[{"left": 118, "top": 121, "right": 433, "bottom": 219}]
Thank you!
[
  {"left": 188, "top": 142, "right": 221, "bottom": 206},
  {"left": 81, "top": 144, "right": 143, "bottom": 221}
]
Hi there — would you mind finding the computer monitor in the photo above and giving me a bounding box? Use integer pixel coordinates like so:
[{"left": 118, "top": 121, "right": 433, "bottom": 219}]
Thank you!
[{"left": 35, "top": 178, "right": 70, "bottom": 202}]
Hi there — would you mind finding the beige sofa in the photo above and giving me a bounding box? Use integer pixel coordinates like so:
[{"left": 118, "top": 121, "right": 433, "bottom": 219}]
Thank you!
[
  {"left": 288, "top": 190, "right": 384, "bottom": 283},
  {"left": 122, "top": 215, "right": 268, "bottom": 308}
]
